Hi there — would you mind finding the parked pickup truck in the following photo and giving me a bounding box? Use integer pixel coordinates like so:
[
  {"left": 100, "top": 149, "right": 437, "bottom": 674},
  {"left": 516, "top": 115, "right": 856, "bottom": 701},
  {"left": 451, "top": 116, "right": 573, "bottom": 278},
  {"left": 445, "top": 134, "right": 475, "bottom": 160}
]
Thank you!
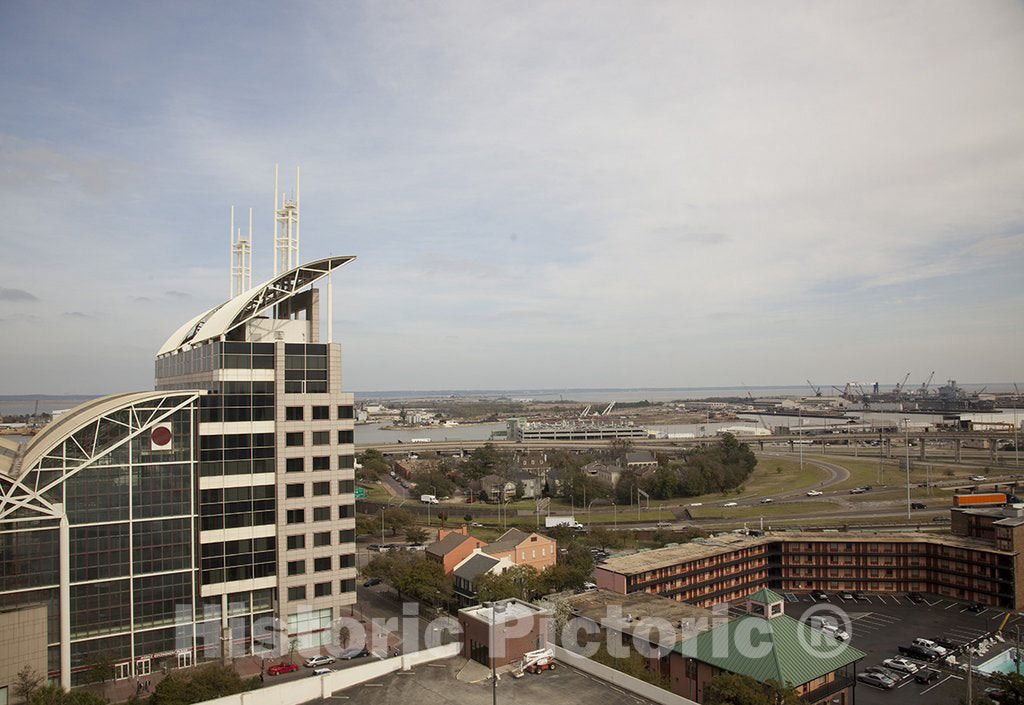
[{"left": 898, "top": 644, "right": 938, "bottom": 661}]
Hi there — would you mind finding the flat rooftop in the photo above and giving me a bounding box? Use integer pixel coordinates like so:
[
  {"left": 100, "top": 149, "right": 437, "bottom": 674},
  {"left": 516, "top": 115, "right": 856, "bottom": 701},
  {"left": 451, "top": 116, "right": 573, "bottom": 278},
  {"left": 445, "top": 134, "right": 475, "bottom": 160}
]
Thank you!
[
  {"left": 328, "top": 656, "right": 664, "bottom": 705},
  {"left": 460, "top": 599, "right": 545, "bottom": 625},
  {"left": 551, "top": 588, "right": 723, "bottom": 646},
  {"left": 599, "top": 529, "right": 1011, "bottom": 576}
]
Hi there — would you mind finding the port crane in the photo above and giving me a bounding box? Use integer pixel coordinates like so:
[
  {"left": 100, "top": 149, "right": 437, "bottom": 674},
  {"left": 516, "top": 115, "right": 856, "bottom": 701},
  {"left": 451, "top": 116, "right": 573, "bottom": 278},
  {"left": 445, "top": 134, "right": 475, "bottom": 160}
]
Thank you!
[
  {"left": 893, "top": 373, "right": 911, "bottom": 398},
  {"left": 806, "top": 380, "right": 823, "bottom": 397},
  {"left": 601, "top": 402, "right": 616, "bottom": 415},
  {"left": 916, "top": 371, "right": 935, "bottom": 396},
  {"left": 578, "top": 405, "right": 591, "bottom": 419}
]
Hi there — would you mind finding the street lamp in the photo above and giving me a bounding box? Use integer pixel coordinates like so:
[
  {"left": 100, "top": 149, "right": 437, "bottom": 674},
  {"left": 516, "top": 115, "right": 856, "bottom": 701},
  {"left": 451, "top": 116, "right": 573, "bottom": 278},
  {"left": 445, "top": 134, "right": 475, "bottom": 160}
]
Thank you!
[
  {"left": 588, "top": 499, "right": 599, "bottom": 530},
  {"left": 903, "top": 417, "right": 911, "bottom": 520},
  {"left": 485, "top": 601, "right": 506, "bottom": 705}
]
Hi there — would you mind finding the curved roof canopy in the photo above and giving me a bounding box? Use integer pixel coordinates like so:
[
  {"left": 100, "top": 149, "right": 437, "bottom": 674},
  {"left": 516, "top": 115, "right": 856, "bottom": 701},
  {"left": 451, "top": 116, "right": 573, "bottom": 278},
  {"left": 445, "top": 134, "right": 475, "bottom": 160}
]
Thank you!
[{"left": 158, "top": 256, "right": 354, "bottom": 356}]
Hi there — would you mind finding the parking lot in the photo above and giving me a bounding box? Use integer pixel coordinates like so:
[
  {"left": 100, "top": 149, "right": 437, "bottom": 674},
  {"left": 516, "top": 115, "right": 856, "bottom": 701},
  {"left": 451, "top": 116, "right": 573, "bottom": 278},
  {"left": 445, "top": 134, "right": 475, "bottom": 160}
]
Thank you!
[{"left": 771, "top": 593, "right": 1017, "bottom": 705}]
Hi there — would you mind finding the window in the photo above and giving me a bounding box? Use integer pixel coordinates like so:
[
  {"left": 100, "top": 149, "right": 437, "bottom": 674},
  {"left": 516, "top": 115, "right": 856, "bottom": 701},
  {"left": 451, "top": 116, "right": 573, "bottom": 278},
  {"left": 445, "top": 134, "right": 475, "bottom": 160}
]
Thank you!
[
  {"left": 312, "top": 456, "right": 330, "bottom": 471},
  {"left": 286, "top": 457, "right": 305, "bottom": 472},
  {"left": 287, "top": 535, "right": 306, "bottom": 550},
  {"left": 313, "top": 482, "right": 330, "bottom": 496},
  {"left": 338, "top": 504, "right": 354, "bottom": 519},
  {"left": 338, "top": 405, "right": 354, "bottom": 419},
  {"left": 338, "top": 529, "right": 355, "bottom": 544},
  {"left": 312, "top": 406, "right": 329, "bottom": 420},
  {"left": 313, "top": 506, "right": 331, "bottom": 522},
  {"left": 287, "top": 560, "right": 305, "bottom": 576},
  {"left": 312, "top": 431, "right": 330, "bottom": 446},
  {"left": 340, "top": 579, "right": 355, "bottom": 594},
  {"left": 338, "top": 479, "right": 355, "bottom": 494},
  {"left": 286, "top": 509, "right": 305, "bottom": 525},
  {"left": 287, "top": 586, "right": 306, "bottom": 601},
  {"left": 286, "top": 432, "right": 304, "bottom": 447},
  {"left": 314, "top": 582, "right": 332, "bottom": 597},
  {"left": 286, "top": 484, "right": 304, "bottom": 499},
  {"left": 286, "top": 407, "right": 304, "bottom": 421},
  {"left": 337, "top": 430, "right": 354, "bottom": 444},
  {"left": 338, "top": 455, "right": 355, "bottom": 469},
  {"left": 314, "top": 557, "right": 331, "bottom": 572},
  {"left": 339, "top": 554, "right": 355, "bottom": 568},
  {"left": 313, "top": 532, "right": 331, "bottom": 547}
]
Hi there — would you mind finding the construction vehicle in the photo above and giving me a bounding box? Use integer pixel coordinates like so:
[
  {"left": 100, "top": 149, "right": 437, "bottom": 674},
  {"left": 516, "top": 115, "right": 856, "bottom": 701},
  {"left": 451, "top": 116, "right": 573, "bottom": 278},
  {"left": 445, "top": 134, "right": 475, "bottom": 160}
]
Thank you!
[{"left": 513, "top": 647, "right": 556, "bottom": 676}]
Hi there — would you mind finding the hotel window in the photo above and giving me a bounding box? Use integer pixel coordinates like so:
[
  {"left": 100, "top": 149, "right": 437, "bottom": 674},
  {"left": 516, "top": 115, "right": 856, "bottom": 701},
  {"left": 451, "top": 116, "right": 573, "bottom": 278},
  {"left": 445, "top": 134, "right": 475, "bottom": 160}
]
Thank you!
[
  {"left": 313, "top": 506, "right": 331, "bottom": 522},
  {"left": 286, "top": 407, "right": 304, "bottom": 421},
  {"left": 313, "top": 481, "right": 331, "bottom": 496},
  {"left": 287, "top": 560, "right": 305, "bottom": 576},
  {"left": 286, "top": 432, "right": 304, "bottom": 447},
  {"left": 338, "top": 405, "right": 354, "bottom": 419},
  {"left": 339, "top": 554, "right": 355, "bottom": 568},
  {"left": 314, "top": 557, "right": 331, "bottom": 572},
  {"left": 287, "top": 586, "right": 306, "bottom": 601},
  {"left": 312, "top": 456, "right": 330, "bottom": 471},
  {"left": 286, "top": 457, "right": 305, "bottom": 472},
  {"left": 338, "top": 455, "right": 355, "bottom": 469},
  {"left": 312, "top": 406, "right": 330, "bottom": 420},
  {"left": 338, "top": 480, "right": 355, "bottom": 494},
  {"left": 313, "top": 532, "right": 331, "bottom": 547},
  {"left": 314, "top": 581, "right": 332, "bottom": 597},
  {"left": 337, "top": 430, "right": 354, "bottom": 444},
  {"left": 286, "top": 484, "right": 304, "bottom": 499},
  {"left": 312, "top": 431, "right": 330, "bottom": 446},
  {"left": 286, "top": 509, "right": 305, "bottom": 524}
]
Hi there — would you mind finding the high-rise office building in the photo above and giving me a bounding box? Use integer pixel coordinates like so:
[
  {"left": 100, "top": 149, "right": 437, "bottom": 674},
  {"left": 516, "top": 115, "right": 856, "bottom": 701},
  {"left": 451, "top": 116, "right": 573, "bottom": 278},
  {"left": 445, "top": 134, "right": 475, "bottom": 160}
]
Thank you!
[{"left": 0, "top": 256, "right": 356, "bottom": 695}]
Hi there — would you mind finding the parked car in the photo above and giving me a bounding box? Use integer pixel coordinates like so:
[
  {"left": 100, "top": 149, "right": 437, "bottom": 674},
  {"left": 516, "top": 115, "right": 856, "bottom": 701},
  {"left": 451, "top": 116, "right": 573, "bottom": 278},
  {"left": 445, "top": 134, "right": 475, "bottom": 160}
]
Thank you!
[
  {"left": 312, "top": 667, "right": 333, "bottom": 676},
  {"left": 984, "top": 687, "right": 1010, "bottom": 702},
  {"left": 821, "top": 624, "right": 850, "bottom": 641},
  {"left": 582, "top": 581, "right": 597, "bottom": 591},
  {"left": 967, "top": 602, "right": 985, "bottom": 612},
  {"left": 852, "top": 591, "right": 867, "bottom": 601},
  {"left": 363, "top": 576, "right": 382, "bottom": 587},
  {"left": 760, "top": 498, "right": 774, "bottom": 504},
  {"left": 857, "top": 672, "right": 895, "bottom": 690},
  {"left": 470, "top": 522, "right": 484, "bottom": 527},
  {"left": 911, "top": 502, "right": 927, "bottom": 509},
  {"left": 915, "top": 669, "right": 941, "bottom": 684},
  {"left": 970, "top": 475, "right": 987, "bottom": 482},
  {"left": 865, "top": 665, "right": 901, "bottom": 682},
  {"left": 882, "top": 657, "right": 919, "bottom": 673},
  {"left": 304, "top": 655, "right": 335, "bottom": 668},
  {"left": 839, "top": 591, "right": 855, "bottom": 600},
  {"left": 810, "top": 590, "right": 828, "bottom": 600},
  {"left": 656, "top": 521, "right": 672, "bottom": 527},
  {"left": 723, "top": 502, "right": 738, "bottom": 507},
  {"left": 368, "top": 544, "right": 383, "bottom": 552},
  {"left": 339, "top": 647, "right": 370, "bottom": 660},
  {"left": 908, "top": 592, "right": 925, "bottom": 603},
  {"left": 849, "top": 487, "right": 866, "bottom": 494},
  {"left": 932, "top": 637, "right": 959, "bottom": 650},
  {"left": 268, "top": 662, "right": 299, "bottom": 675},
  {"left": 806, "top": 490, "right": 823, "bottom": 497}
]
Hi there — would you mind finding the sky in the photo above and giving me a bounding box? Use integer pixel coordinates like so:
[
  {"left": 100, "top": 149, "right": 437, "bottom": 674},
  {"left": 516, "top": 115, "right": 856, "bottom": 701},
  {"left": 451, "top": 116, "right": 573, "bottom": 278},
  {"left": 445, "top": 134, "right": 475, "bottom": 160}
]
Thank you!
[{"left": 0, "top": 1, "right": 1022, "bottom": 395}]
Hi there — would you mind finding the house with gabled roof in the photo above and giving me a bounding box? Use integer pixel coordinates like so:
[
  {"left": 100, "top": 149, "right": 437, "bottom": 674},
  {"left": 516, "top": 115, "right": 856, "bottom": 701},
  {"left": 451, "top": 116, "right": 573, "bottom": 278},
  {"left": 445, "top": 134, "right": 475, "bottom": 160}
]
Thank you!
[{"left": 424, "top": 526, "right": 487, "bottom": 574}]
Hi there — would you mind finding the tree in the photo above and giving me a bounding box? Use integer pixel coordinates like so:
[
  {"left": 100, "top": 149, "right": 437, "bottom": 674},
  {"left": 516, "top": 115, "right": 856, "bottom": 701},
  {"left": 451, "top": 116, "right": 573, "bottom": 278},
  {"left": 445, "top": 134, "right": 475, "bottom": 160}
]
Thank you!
[
  {"left": 28, "top": 685, "right": 106, "bottom": 705},
  {"left": 85, "top": 653, "right": 115, "bottom": 684},
  {"left": 991, "top": 671, "right": 1024, "bottom": 702},
  {"left": 538, "top": 563, "right": 589, "bottom": 594},
  {"left": 475, "top": 565, "right": 540, "bottom": 602},
  {"left": 338, "top": 624, "right": 351, "bottom": 649},
  {"left": 703, "top": 673, "right": 801, "bottom": 705},
  {"left": 151, "top": 664, "right": 256, "bottom": 705},
  {"left": 436, "top": 511, "right": 448, "bottom": 528},
  {"left": 586, "top": 526, "right": 623, "bottom": 552},
  {"left": 382, "top": 507, "right": 414, "bottom": 536},
  {"left": 463, "top": 513, "right": 473, "bottom": 522},
  {"left": 404, "top": 526, "right": 428, "bottom": 545},
  {"left": 14, "top": 665, "right": 44, "bottom": 702},
  {"left": 608, "top": 438, "right": 634, "bottom": 462}
]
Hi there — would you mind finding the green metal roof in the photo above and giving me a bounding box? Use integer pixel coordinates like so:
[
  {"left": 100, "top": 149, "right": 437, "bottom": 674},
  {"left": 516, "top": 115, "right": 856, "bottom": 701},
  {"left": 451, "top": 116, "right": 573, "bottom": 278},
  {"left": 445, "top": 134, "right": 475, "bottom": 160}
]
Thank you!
[
  {"left": 676, "top": 613, "right": 865, "bottom": 687},
  {"left": 747, "top": 588, "right": 784, "bottom": 603}
]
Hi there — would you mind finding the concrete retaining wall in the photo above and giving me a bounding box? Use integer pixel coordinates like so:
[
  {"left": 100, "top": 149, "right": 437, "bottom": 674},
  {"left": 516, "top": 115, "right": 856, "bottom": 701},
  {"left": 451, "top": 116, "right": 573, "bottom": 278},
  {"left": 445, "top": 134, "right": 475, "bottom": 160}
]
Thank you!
[
  {"left": 552, "top": 645, "right": 698, "bottom": 705},
  {"left": 205, "top": 643, "right": 462, "bottom": 705}
]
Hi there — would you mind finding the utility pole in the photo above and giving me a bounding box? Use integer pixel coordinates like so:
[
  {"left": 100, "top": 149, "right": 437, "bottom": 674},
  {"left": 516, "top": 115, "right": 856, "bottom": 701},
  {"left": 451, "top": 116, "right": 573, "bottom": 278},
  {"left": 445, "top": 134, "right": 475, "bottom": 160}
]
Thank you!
[{"left": 904, "top": 419, "right": 912, "bottom": 521}]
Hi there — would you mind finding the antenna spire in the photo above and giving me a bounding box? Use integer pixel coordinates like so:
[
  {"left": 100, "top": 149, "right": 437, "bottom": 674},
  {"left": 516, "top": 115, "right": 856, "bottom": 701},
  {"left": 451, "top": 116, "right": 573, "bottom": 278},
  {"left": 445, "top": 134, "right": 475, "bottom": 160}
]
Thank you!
[
  {"left": 274, "top": 163, "right": 300, "bottom": 275},
  {"left": 230, "top": 206, "right": 253, "bottom": 297}
]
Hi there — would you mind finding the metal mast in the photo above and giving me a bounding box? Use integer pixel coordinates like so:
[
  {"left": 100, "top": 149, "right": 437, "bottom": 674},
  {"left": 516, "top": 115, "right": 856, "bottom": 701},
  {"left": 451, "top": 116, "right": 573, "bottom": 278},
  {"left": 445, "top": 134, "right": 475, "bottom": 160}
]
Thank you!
[
  {"left": 273, "top": 164, "right": 300, "bottom": 275},
  {"left": 229, "top": 206, "right": 253, "bottom": 297}
]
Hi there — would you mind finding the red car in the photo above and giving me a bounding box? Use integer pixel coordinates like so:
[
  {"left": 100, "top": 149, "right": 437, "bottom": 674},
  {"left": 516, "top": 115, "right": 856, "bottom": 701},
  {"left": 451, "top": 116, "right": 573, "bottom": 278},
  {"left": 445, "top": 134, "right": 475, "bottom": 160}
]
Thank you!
[{"left": 268, "top": 662, "right": 299, "bottom": 676}]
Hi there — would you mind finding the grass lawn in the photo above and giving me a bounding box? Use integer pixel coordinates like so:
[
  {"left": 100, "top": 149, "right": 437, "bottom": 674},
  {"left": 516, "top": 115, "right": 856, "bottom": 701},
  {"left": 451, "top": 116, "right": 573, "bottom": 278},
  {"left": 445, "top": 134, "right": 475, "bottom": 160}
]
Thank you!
[
  {"left": 810, "top": 454, "right": 985, "bottom": 491},
  {"left": 687, "top": 500, "right": 839, "bottom": 519}
]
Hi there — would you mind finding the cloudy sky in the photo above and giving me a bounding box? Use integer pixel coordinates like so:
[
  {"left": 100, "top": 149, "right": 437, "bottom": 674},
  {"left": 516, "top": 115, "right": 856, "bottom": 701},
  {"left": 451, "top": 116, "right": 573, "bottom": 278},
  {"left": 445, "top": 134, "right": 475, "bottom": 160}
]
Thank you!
[{"left": 1, "top": 1, "right": 1022, "bottom": 395}]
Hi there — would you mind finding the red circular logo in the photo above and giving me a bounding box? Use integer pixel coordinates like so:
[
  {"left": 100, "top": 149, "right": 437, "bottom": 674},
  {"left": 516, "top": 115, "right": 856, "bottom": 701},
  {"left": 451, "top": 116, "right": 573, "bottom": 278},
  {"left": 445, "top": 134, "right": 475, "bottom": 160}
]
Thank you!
[{"left": 151, "top": 426, "right": 172, "bottom": 446}]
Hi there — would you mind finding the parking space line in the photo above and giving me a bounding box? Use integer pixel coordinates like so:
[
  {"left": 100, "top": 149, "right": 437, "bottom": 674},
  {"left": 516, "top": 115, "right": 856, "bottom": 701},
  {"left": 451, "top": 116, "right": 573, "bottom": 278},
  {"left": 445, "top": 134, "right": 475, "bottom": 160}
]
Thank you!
[
  {"left": 976, "top": 608, "right": 990, "bottom": 617},
  {"left": 945, "top": 602, "right": 959, "bottom": 610},
  {"left": 922, "top": 674, "right": 958, "bottom": 694}
]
